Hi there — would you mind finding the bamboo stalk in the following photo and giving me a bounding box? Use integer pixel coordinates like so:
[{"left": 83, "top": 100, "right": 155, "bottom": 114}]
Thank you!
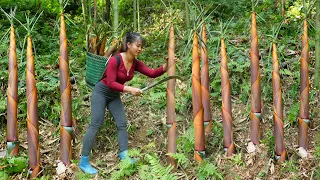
[
  {"left": 315, "top": 0, "right": 320, "bottom": 89},
  {"left": 26, "top": 35, "right": 41, "bottom": 178},
  {"left": 299, "top": 19, "right": 309, "bottom": 150},
  {"left": 166, "top": 24, "right": 176, "bottom": 167},
  {"left": 200, "top": 24, "right": 212, "bottom": 134},
  {"left": 7, "top": 25, "right": 19, "bottom": 156},
  {"left": 192, "top": 32, "right": 205, "bottom": 162},
  {"left": 59, "top": 13, "right": 73, "bottom": 166},
  {"left": 220, "top": 38, "right": 235, "bottom": 157},
  {"left": 281, "top": 0, "right": 286, "bottom": 17},
  {"left": 272, "top": 43, "right": 286, "bottom": 162},
  {"left": 250, "top": 11, "right": 262, "bottom": 145}
]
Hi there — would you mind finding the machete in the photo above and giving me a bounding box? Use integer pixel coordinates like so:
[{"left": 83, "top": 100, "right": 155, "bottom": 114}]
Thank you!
[{"left": 125, "top": 75, "right": 183, "bottom": 99}]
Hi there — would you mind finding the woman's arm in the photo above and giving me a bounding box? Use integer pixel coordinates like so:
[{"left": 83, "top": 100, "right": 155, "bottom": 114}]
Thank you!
[
  {"left": 123, "top": 86, "right": 142, "bottom": 96},
  {"left": 135, "top": 60, "right": 166, "bottom": 78}
]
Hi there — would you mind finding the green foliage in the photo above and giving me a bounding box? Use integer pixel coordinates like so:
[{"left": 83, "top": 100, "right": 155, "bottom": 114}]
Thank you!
[
  {"left": 196, "top": 160, "right": 223, "bottom": 180},
  {"left": 280, "top": 159, "right": 298, "bottom": 174},
  {"left": 260, "top": 130, "right": 275, "bottom": 156},
  {"left": 0, "top": 156, "right": 28, "bottom": 177},
  {"left": 0, "top": 171, "right": 8, "bottom": 180},
  {"left": 140, "top": 154, "right": 177, "bottom": 180},
  {"left": 77, "top": 171, "right": 95, "bottom": 180},
  {"left": 167, "top": 152, "right": 190, "bottom": 168},
  {"left": 177, "top": 126, "right": 194, "bottom": 154},
  {"left": 286, "top": 102, "right": 299, "bottom": 125},
  {"left": 232, "top": 153, "right": 244, "bottom": 167},
  {"left": 110, "top": 158, "right": 138, "bottom": 180}
]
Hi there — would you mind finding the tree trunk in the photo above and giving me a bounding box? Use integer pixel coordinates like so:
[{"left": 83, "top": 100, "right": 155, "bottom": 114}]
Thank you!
[
  {"left": 133, "top": 0, "right": 137, "bottom": 31},
  {"left": 105, "top": 0, "right": 111, "bottom": 24},
  {"left": 315, "top": 0, "right": 320, "bottom": 89},
  {"left": 113, "top": 0, "right": 119, "bottom": 36},
  {"left": 88, "top": 0, "right": 92, "bottom": 23},
  {"left": 93, "top": 0, "right": 97, "bottom": 27},
  {"left": 137, "top": 0, "right": 140, "bottom": 32},
  {"left": 281, "top": 0, "right": 286, "bottom": 17},
  {"left": 185, "top": 0, "right": 190, "bottom": 29}
]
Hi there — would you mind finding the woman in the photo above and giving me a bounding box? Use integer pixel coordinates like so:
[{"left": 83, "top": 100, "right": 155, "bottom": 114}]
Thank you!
[{"left": 79, "top": 32, "right": 169, "bottom": 174}]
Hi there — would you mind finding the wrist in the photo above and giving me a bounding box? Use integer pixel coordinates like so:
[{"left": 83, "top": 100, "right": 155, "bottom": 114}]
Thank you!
[
  {"left": 163, "top": 64, "right": 167, "bottom": 71},
  {"left": 123, "top": 86, "right": 132, "bottom": 92}
]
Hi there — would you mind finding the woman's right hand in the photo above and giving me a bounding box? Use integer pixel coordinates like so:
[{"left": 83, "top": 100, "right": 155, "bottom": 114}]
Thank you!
[{"left": 130, "top": 87, "right": 142, "bottom": 96}]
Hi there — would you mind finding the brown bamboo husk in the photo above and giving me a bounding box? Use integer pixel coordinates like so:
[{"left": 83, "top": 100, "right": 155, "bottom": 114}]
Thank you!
[
  {"left": 220, "top": 38, "right": 235, "bottom": 157},
  {"left": 59, "top": 14, "right": 73, "bottom": 166},
  {"left": 192, "top": 32, "right": 205, "bottom": 161},
  {"left": 96, "top": 35, "right": 100, "bottom": 55},
  {"left": 99, "top": 35, "right": 107, "bottom": 56},
  {"left": 89, "top": 36, "right": 97, "bottom": 54},
  {"left": 200, "top": 24, "right": 212, "bottom": 134},
  {"left": 250, "top": 12, "right": 262, "bottom": 145},
  {"left": 272, "top": 43, "right": 286, "bottom": 162},
  {"left": 7, "top": 26, "right": 19, "bottom": 156},
  {"left": 299, "top": 19, "right": 309, "bottom": 150},
  {"left": 166, "top": 24, "right": 177, "bottom": 167},
  {"left": 104, "top": 40, "right": 118, "bottom": 58},
  {"left": 26, "top": 36, "right": 41, "bottom": 178}
]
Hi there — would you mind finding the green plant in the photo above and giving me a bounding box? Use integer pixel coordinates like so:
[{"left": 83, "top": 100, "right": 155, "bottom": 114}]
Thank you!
[
  {"left": 232, "top": 153, "right": 244, "bottom": 167},
  {"left": 260, "top": 130, "right": 275, "bottom": 156},
  {"left": 177, "top": 126, "right": 194, "bottom": 154},
  {"left": 280, "top": 159, "right": 298, "bottom": 174},
  {"left": 196, "top": 160, "right": 223, "bottom": 180},
  {"left": 139, "top": 154, "right": 177, "bottom": 180},
  {"left": 0, "top": 156, "right": 28, "bottom": 178},
  {"left": 167, "top": 152, "right": 190, "bottom": 168},
  {"left": 109, "top": 158, "right": 138, "bottom": 180}
]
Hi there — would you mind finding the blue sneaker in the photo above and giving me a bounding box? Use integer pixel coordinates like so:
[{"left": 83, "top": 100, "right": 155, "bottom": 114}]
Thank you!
[
  {"left": 79, "top": 156, "right": 98, "bottom": 174},
  {"left": 118, "top": 150, "right": 135, "bottom": 164}
]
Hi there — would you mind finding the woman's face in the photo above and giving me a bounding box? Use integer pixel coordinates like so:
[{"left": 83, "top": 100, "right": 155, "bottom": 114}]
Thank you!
[{"left": 127, "top": 39, "right": 143, "bottom": 57}]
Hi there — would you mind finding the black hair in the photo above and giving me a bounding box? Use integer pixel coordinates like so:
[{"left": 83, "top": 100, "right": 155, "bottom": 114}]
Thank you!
[{"left": 119, "top": 32, "right": 146, "bottom": 52}]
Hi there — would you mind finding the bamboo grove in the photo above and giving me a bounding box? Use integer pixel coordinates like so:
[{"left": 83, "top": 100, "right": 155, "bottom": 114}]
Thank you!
[{"left": 2, "top": 3, "right": 316, "bottom": 178}]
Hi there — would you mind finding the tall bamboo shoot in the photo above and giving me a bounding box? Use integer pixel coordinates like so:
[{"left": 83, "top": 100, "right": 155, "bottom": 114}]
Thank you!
[
  {"left": 192, "top": 32, "right": 205, "bottom": 161},
  {"left": 26, "top": 36, "right": 41, "bottom": 178},
  {"left": 220, "top": 38, "right": 235, "bottom": 157},
  {"left": 272, "top": 43, "right": 286, "bottom": 162},
  {"left": 59, "top": 14, "right": 73, "bottom": 166},
  {"left": 200, "top": 24, "right": 212, "bottom": 134},
  {"left": 166, "top": 24, "right": 176, "bottom": 167},
  {"left": 250, "top": 11, "right": 262, "bottom": 145},
  {"left": 299, "top": 19, "right": 309, "bottom": 150},
  {"left": 7, "top": 25, "right": 19, "bottom": 156}
]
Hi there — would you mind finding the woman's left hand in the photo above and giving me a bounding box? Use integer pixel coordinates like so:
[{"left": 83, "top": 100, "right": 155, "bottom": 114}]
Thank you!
[{"left": 163, "top": 56, "right": 178, "bottom": 71}]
